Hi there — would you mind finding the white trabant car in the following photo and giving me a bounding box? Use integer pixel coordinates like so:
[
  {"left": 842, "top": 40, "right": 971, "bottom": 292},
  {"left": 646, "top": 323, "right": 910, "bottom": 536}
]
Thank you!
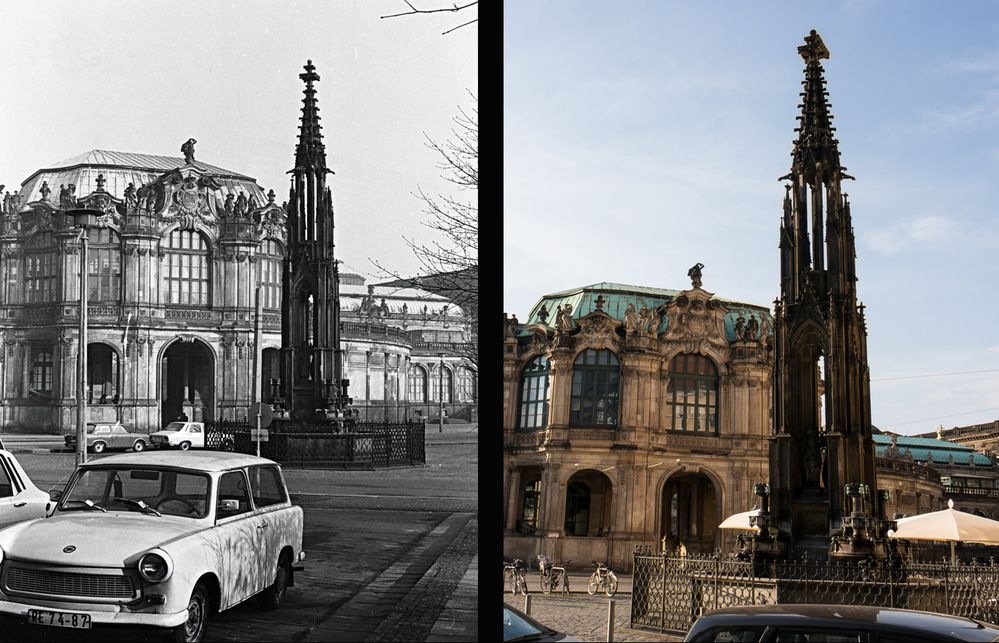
[
  {"left": 0, "top": 449, "right": 51, "bottom": 528},
  {"left": 0, "top": 451, "right": 305, "bottom": 642},
  {"left": 149, "top": 421, "right": 205, "bottom": 450}
]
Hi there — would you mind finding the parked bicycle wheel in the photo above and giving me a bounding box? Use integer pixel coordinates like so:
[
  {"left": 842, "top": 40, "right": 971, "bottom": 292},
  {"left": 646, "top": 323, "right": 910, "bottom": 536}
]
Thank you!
[
  {"left": 516, "top": 574, "right": 529, "bottom": 595},
  {"left": 587, "top": 573, "right": 599, "bottom": 595},
  {"left": 508, "top": 571, "right": 518, "bottom": 595},
  {"left": 540, "top": 572, "right": 552, "bottom": 594},
  {"left": 605, "top": 572, "right": 619, "bottom": 597}
]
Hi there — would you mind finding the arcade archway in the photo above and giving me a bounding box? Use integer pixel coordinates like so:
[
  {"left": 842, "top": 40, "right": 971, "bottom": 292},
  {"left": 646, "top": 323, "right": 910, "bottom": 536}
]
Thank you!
[
  {"left": 661, "top": 471, "right": 721, "bottom": 554},
  {"left": 160, "top": 340, "right": 215, "bottom": 427}
]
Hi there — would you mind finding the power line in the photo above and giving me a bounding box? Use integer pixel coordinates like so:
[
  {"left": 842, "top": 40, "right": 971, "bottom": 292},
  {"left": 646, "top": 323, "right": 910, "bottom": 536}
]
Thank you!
[
  {"left": 871, "top": 368, "right": 999, "bottom": 382},
  {"left": 882, "top": 406, "right": 999, "bottom": 428}
]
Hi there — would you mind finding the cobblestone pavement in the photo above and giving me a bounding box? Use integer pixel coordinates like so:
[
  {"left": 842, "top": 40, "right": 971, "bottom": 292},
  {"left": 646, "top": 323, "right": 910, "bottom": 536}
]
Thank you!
[{"left": 505, "top": 594, "right": 684, "bottom": 642}]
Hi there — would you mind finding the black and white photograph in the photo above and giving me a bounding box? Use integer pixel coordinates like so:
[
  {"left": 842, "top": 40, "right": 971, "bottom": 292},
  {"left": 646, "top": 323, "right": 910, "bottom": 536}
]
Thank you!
[{"left": 0, "top": 1, "right": 477, "bottom": 641}]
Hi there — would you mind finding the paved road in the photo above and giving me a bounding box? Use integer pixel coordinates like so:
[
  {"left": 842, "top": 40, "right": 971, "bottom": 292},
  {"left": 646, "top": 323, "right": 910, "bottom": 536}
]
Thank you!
[{"left": 3, "top": 425, "right": 478, "bottom": 642}]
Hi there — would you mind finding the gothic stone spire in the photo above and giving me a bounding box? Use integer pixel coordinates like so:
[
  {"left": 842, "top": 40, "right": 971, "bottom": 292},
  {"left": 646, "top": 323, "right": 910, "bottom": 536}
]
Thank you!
[
  {"left": 295, "top": 59, "right": 329, "bottom": 171},
  {"left": 792, "top": 30, "right": 842, "bottom": 182},
  {"left": 763, "top": 30, "right": 882, "bottom": 562}
]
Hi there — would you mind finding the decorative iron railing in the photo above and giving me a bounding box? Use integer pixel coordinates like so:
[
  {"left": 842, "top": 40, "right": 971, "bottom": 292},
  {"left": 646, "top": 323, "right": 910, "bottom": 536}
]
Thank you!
[
  {"left": 944, "top": 485, "right": 999, "bottom": 498},
  {"left": 204, "top": 418, "right": 425, "bottom": 468},
  {"left": 631, "top": 550, "right": 999, "bottom": 635}
]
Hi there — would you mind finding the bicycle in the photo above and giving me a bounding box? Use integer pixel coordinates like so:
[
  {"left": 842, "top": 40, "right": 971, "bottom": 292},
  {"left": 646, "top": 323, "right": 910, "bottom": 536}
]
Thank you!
[
  {"left": 587, "top": 561, "right": 618, "bottom": 596},
  {"left": 504, "top": 558, "right": 529, "bottom": 595},
  {"left": 537, "top": 555, "right": 571, "bottom": 595}
]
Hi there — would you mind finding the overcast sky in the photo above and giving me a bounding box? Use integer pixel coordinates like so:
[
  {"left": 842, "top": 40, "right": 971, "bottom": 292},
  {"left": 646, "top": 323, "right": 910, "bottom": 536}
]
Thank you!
[
  {"left": 505, "top": 1, "right": 999, "bottom": 437},
  {"left": 0, "top": 0, "right": 477, "bottom": 281}
]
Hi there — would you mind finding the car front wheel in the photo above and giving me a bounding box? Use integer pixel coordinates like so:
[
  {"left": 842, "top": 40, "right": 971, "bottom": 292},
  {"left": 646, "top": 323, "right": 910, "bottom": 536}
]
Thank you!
[
  {"left": 179, "top": 441, "right": 191, "bottom": 451},
  {"left": 92, "top": 441, "right": 106, "bottom": 454},
  {"left": 259, "top": 556, "right": 291, "bottom": 610},
  {"left": 132, "top": 440, "right": 146, "bottom": 452},
  {"left": 169, "top": 582, "right": 209, "bottom": 642}
]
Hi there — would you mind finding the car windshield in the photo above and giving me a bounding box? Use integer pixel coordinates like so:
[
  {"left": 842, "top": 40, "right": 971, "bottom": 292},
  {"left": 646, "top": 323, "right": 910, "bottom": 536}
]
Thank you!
[
  {"left": 61, "top": 466, "right": 210, "bottom": 518},
  {"left": 162, "top": 423, "right": 186, "bottom": 432}
]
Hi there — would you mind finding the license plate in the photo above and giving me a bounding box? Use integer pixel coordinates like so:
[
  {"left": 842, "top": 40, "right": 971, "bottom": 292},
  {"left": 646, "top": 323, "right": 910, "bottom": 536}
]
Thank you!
[{"left": 27, "top": 609, "right": 92, "bottom": 629}]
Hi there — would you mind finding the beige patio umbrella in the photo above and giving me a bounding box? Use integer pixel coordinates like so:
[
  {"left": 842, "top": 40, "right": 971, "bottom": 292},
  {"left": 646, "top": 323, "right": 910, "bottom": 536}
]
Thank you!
[
  {"left": 890, "top": 499, "right": 999, "bottom": 563},
  {"left": 718, "top": 508, "right": 760, "bottom": 532}
]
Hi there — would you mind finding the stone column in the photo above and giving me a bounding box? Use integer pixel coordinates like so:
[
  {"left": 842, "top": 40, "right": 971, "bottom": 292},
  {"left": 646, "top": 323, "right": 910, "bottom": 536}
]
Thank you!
[
  {"left": 505, "top": 468, "right": 522, "bottom": 532},
  {"left": 539, "top": 463, "right": 562, "bottom": 535}
]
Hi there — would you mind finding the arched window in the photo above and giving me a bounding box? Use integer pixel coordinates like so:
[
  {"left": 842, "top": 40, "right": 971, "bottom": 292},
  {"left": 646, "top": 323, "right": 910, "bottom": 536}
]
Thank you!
[
  {"left": 666, "top": 353, "right": 719, "bottom": 432},
  {"left": 518, "top": 355, "right": 550, "bottom": 431},
  {"left": 409, "top": 365, "right": 428, "bottom": 403},
  {"left": 569, "top": 349, "right": 620, "bottom": 427},
  {"left": 87, "top": 343, "right": 119, "bottom": 404},
  {"left": 88, "top": 227, "right": 121, "bottom": 302},
  {"left": 431, "top": 365, "right": 453, "bottom": 403},
  {"left": 564, "top": 481, "right": 591, "bottom": 536},
  {"left": 258, "top": 239, "right": 284, "bottom": 309},
  {"left": 164, "top": 229, "right": 210, "bottom": 306},
  {"left": 24, "top": 232, "right": 57, "bottom": 304}
]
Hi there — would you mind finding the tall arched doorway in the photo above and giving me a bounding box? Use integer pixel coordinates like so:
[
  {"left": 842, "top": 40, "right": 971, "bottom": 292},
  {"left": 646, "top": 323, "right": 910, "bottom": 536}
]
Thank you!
[
  {"left": 661, "top": 471, "right": 720, "bottom": 554},
  {"left": 564, "top": 469, "right": 614, "bottom": 537},
  {"left": 161, "top": 340, "right": 215, "bottom": 427}
]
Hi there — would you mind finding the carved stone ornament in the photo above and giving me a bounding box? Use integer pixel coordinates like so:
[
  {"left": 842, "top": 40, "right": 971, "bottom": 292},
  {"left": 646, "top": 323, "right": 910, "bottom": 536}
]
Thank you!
[
  {"left": 661, "top": 286, "right": 730, "bottom": 356},
  {"left": 255, "top": 205, "right": 288, "bottom": 244},
  {"left": 518, "top": 326, "right": 549, "bottom": 355},
  {"left": 574, "top": 310, "right": 620, "bottom": 352}
]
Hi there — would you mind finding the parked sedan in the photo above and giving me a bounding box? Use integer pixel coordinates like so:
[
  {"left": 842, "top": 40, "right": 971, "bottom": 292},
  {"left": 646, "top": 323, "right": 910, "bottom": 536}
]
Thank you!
[
  {"left": 0, "top": 450, "right": 305, "bottom": 642},
  {"left": 0, "top": 449, "right": 51, "bottom": 529},
  {"left": 64, "top": 422, "right": 148, "bottom": 453},
  {"left": 683, "top": 604, "right": 999, "bottom": 642},
  {"left": 149, "top": 421, "right": 205, "bottom": 450}
]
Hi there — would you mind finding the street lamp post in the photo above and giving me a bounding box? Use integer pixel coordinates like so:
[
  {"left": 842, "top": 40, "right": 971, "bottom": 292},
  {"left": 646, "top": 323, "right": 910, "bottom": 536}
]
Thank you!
[
  {"left": 438, "top": 352, "right": 445, "bottom": 434},
  {"left": 70, "top": 209, "right": 100, "bottom": 468}
]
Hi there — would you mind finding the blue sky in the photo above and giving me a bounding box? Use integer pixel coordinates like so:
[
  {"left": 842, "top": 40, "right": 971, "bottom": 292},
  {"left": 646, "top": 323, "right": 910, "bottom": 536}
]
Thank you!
[
  {"left": 0, "top": 1, "right": 476, "bottom": 282},
  {"left": 504, "top": 1, "right": 999, "bottom": 436}
]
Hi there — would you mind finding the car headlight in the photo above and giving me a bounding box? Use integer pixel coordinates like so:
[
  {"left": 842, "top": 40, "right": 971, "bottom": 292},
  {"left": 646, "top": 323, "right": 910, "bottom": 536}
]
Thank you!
[{"left": 138, "top": 550, "right": 172, "bottom": 583}]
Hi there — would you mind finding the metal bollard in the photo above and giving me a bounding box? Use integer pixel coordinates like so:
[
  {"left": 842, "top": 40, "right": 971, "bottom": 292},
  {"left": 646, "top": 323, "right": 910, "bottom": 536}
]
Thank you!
[
  {"left": 524, "top": 592, "right": 532, "bottom": 615},
  {"left": 607, "top": 598, "right": 615, "bottom": 642}
]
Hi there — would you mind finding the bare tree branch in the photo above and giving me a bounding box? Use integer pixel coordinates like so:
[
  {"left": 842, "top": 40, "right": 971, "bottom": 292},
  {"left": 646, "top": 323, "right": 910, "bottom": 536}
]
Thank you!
[
  {"left": 380, "top": 1, "right": 478, "bottom": 35},
  {"left": 370, "top": 93, "right": 478, "bottom": 365}
]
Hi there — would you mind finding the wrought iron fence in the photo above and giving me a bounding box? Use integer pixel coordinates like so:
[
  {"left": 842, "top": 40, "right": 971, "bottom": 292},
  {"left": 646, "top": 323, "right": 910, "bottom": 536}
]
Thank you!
[
  {"left": 204, "top": 418, "right": 425, "bottom": 468},
  {"left": 631, "top": 549, "right": 999, "bottom": 635}
]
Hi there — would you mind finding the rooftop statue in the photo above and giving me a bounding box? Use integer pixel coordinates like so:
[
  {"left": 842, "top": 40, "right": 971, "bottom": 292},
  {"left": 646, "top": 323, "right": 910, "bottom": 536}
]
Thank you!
[
  {"left": 688, "top": 262, "right": 704, "bottom": 289},
  {"left": 181, "top": 138, "right": 197, "bottom": 165},
  {"left": 124, "top": 183, "right": 137, "bottom": 211},
  {"left": 39, "top": 181, "right": 51, "bottom": 202},
  {"left": 60, "top": 184, "right": 76, "bottom": 210}
]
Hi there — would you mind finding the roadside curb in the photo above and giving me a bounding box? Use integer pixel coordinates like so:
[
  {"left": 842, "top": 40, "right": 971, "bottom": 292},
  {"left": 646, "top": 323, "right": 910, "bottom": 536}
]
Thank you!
[{"left": 7, "top": 448, "right": 62, "bottom": 455}]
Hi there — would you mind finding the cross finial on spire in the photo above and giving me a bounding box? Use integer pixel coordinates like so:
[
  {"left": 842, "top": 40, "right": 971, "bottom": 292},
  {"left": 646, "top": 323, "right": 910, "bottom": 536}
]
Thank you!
[
  {"left": 300, "top": 59, "right": 320, "bottom": 84},
  {"left": 798, "top": 29, "right": 830, "bottom": 63}
]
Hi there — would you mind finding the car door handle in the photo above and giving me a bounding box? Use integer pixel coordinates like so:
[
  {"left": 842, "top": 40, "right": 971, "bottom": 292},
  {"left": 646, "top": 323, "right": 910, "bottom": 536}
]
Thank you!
[
  {"left": 257, "top": 522, "right": 268, "bottom": 530},
  {"left": 13, "top": 502, "right": 26, "bottom": 507}
]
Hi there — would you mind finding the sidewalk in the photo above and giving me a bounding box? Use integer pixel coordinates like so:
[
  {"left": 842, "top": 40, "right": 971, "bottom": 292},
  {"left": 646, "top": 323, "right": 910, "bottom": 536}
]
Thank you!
[{"left": 505, "top": 593, "right": 682, "bottom": 642}]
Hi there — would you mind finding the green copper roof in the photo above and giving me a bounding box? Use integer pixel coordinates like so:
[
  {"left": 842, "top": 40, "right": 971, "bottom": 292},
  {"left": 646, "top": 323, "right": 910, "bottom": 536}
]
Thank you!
[
  {"left": 874, "top": 434, "right": 992, "bottom": 467},
  {"left": 525, "top": 282, "right": 773, "bottom": 340}
]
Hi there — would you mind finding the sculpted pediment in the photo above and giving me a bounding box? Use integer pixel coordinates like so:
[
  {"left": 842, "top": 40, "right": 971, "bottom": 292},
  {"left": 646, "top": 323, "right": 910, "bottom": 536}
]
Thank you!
[
  {"left": 573, "top": 310, "right": 621, "bottom": 351},
  {"left": 158, "top": 168, "right": 223, "bottom": 230},
  {"left": 661, "top": 287, "right": 729, "bottom": 355}
]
